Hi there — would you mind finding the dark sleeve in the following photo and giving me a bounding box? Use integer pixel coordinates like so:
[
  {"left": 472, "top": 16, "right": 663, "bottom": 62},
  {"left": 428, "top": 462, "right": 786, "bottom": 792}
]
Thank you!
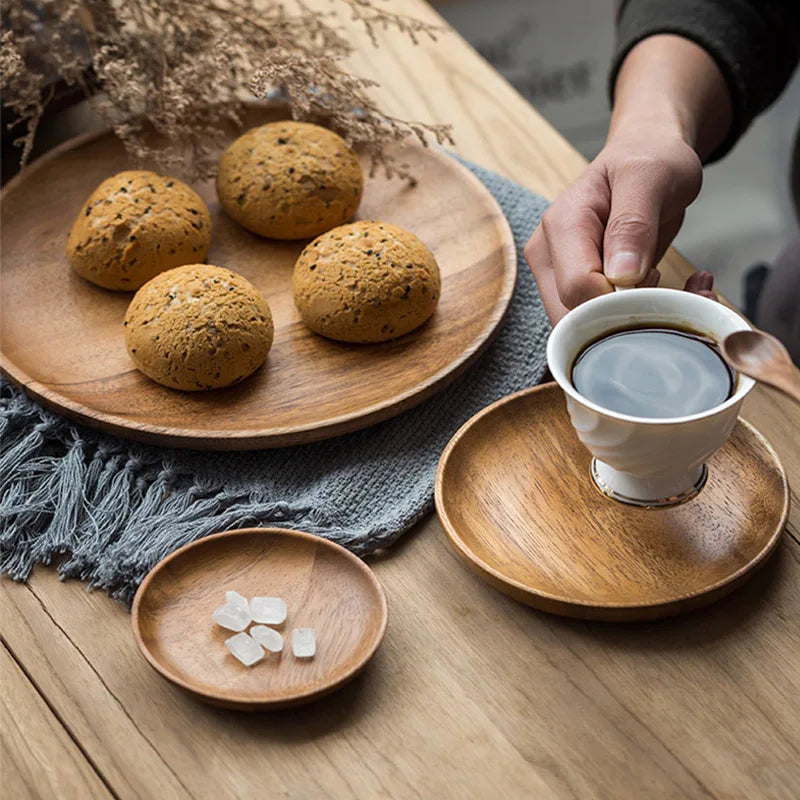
[{"left": 609, "top": 0, "right": 800, "bottom": 162}]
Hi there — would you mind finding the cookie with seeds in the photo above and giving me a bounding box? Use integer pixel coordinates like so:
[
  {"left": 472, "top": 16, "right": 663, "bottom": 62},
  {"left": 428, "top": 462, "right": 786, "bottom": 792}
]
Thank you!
[
  {"left": 67, "top": 170, "right": 211, "bottom": 291},
  {"left": 216, "top": 121, "right": 363, "bottom": 240},
  {"left": 292, "top": 220, "right": 440, "bottom": 343},
  {"left": 124, "top": 264, "right": 273, "bottom": 391}
]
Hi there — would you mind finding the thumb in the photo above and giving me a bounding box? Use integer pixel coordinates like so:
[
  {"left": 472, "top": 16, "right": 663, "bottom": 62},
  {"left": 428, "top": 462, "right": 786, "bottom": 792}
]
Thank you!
[{"left": 603, "top": 172, "right": 661, "bottom": 286}]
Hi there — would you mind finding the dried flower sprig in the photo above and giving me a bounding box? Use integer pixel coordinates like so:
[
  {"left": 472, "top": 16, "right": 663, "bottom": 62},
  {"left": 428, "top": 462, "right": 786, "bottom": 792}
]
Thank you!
[{"left": 1, "top": 0, "right": 453, "bottom": 181}]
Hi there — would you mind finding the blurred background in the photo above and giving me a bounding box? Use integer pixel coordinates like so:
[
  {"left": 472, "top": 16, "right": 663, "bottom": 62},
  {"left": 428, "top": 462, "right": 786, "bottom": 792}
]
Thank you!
[
  {"left": 434, "top": 0, "right": 800, "bottom": 309},
  {"left": 6, "top": 0, "right": 798, "bottom": 311}
]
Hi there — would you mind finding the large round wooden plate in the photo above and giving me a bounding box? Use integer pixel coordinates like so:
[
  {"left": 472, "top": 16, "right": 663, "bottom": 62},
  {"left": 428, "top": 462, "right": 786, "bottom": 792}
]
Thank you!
[
  {"left": 435, "top": 383, "right": 789, "bottom": 621},
  {"left": 0, "top": 109, "right": 515, "bottom": 449}
]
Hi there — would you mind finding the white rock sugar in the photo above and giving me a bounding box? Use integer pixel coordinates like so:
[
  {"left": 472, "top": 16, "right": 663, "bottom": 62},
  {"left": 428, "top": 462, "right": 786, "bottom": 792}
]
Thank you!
[
  {"left": 250, "top": 625, "right": 284, "bottom": 653},
  {"left": 249, "top": 596, "right": 287, "bottom": 625},
  {"left": 292, "top": 628, "right": 316, "bottom": 659},
  {"left": 225, "top": 632, "right": 264, "bottom": 666},
  {"left": 212, "top": 602, "right": 250, "bottom": 632},
  {"left": 225, "top": 590, "right": 249, "bottom": 610}
]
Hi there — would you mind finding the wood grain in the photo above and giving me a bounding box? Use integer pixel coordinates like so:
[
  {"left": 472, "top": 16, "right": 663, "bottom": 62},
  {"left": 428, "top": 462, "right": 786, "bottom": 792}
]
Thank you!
[
  {"left": 132, "top": 528, "right": 388, "bottom": 709},
  {"left": 0, "top": 645, "right": 111, "bottom": 800},
  {"left": 2, "top": 1, "right": 799, "bottom": 798},
  {"left": 0, "top": 108, "right": 515, "bottom": 450},
  {"left": 5, "top": 535, "right": 800, "bottom": 800},
  {"left": 0, "top": 579, "right": 190, "bottom": 798},
  {"left": 435, "top": 383, "right": 789, "bottom": 620}
]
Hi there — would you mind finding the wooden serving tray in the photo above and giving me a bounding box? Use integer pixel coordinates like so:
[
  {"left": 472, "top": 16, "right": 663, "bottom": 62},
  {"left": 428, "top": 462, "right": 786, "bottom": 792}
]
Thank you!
[{"left": 1, "top": 110, "right": 516, "bottom": 449}]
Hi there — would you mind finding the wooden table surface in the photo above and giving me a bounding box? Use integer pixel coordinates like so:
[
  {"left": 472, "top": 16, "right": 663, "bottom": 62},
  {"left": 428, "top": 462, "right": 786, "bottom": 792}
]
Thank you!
[{"left": 2, "top": 3, "right": 799, "bottom": 798}]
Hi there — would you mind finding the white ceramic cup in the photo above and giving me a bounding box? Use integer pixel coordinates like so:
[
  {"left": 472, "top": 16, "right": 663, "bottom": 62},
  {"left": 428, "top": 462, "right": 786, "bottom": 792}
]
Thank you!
[{"left": 547, "top": 288, "right": 755, "bottom": 506}]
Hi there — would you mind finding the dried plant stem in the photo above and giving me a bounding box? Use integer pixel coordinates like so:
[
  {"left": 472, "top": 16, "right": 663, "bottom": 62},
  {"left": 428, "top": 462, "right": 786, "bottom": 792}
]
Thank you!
[{"left": 1, "top": 0, "right": 453, "bottom": 181}]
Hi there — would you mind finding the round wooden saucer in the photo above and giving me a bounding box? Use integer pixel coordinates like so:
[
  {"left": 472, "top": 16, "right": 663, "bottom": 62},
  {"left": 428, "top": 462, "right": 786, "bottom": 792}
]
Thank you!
[
  {"left": 132, "top": 528, "right": 388, "bottom": 709},
  {"left": 435, "top": 383, "right": 789, "bottom": 621}
]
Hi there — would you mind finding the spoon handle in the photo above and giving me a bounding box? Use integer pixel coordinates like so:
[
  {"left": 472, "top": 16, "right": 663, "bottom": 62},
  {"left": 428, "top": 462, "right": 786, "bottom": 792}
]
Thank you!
[{"left": 768, "top": 364, "right": 800, "bottom": 404}]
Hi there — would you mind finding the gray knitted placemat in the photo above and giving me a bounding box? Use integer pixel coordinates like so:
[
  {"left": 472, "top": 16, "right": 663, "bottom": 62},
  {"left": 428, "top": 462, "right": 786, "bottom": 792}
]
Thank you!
[{"left": 0, "top": 160, "right": 551, "bottom": 604}]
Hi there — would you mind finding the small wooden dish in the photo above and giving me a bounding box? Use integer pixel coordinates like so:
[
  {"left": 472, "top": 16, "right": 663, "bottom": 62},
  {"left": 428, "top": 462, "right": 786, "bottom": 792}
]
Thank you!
[
  {"left": 0, "top": 107, "right": 516, "bottom": 449},
  {"left": 131, "top": 528, "right": 388, "bottom": 709},
  {"left": 435, "top": 383, "right": 789, "bottom": 621}
]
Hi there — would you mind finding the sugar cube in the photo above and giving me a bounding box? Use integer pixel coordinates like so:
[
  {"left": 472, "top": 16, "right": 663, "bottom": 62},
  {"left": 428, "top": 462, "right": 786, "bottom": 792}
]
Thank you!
[
  {"left": 225, "top": 632, "right": 264, "bottom": 666},
  {"left": 249, "top": 596, "right": 287, "bottom": 625},
  {"left": 292, "top": 628, "right": 316, "bottom": 659},
  {"left": 250, "top": 625, "right": 284, "bottom": 653},
  {"left": 211, "top": 602, "right": 250, "bottom": 632},
  {"left": 225, "top": 590, "right": 249, "bottom": 610}
]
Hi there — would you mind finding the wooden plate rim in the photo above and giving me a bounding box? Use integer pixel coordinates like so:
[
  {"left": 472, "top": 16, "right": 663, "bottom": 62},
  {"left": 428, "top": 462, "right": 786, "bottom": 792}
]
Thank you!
[
  {"left": 1, "top": 130, "right": 518, "bottom": 449},
  {"left": 131, "top": 527, "right": 389, "bottom": 707},
  {"left": 434, "top": 382, "right": 790, "bottom": 618}
]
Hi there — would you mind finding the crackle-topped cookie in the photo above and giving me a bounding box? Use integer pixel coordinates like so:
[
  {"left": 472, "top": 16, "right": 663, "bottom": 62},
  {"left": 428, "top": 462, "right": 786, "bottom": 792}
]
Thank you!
[
  {"left": 67, "top": 170, "right": 211, "bottom": 290},
  {"left": 216, "top": 121, "right": 363, "bottom": 239},
  {"left": 292, "top": 220, "right": 440, "bottom": 343},
  {"left": 124, "top": 264, "right": 273, "bottom": 391}
]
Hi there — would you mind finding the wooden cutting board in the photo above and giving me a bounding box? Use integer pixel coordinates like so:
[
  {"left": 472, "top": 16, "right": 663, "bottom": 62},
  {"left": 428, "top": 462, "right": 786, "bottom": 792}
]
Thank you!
[{"left": 0, "top": 109, "right": 516, "bottom": 449}]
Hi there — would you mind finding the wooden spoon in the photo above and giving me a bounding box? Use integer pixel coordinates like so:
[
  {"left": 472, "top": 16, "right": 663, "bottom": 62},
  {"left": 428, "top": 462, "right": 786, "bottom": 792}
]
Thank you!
[{"left": 722, "top": 330, "right": 800, "bottom": 403}]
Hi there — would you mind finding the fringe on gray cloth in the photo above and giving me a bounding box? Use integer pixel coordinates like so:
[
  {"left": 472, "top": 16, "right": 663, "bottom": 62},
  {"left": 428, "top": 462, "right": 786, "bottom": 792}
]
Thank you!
[{"left": 0, "top": 161, "right": 551, "bottom": 604}]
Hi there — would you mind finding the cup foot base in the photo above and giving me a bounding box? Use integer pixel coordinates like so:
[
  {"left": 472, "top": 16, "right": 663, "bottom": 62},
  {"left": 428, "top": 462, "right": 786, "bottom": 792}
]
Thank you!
[{"left": 591, "top": 460, "right": 708, "bottom": 508}]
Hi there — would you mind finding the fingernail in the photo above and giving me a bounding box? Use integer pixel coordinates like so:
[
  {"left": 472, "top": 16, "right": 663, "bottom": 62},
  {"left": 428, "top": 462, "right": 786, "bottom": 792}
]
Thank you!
[{"left": 605, "top": 251, "right": 641, "bottom": 281}]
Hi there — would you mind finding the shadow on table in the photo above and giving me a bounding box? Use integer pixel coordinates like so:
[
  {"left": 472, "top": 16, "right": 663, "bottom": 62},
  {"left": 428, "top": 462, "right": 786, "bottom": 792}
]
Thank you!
[
  {"left": 543, "top": 538, "right": 794, "bottom": 650},
  {"left": 200, "top": 641, "right": 389, "bottom": 736},
  {"left": 362, "top": 513, "right": 432, "bottom": 564}
]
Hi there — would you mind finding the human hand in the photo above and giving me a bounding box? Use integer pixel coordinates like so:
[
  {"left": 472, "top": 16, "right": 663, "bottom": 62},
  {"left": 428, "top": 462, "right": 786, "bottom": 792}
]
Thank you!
[
  {"left": 524, "top": 124, "right": 713, "bottom": 324},
  {"left": 524, "top": 34, "right": 734, "bottom": 325}
]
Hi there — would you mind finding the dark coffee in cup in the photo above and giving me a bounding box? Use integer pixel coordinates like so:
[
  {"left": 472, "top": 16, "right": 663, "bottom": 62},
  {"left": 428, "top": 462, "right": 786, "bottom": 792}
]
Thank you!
[{"left": 571, "top": 326, "right": 736, "bottom": 419}]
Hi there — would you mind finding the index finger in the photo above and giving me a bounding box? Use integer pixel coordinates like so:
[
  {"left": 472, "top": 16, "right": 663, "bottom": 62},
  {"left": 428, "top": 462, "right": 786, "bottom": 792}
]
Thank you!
[
  {"left": 542, "top": 198, "right": 613, "bottom": 310},
  {"left": 524, "top": 225, "right": 569, "bottom": 325}
]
